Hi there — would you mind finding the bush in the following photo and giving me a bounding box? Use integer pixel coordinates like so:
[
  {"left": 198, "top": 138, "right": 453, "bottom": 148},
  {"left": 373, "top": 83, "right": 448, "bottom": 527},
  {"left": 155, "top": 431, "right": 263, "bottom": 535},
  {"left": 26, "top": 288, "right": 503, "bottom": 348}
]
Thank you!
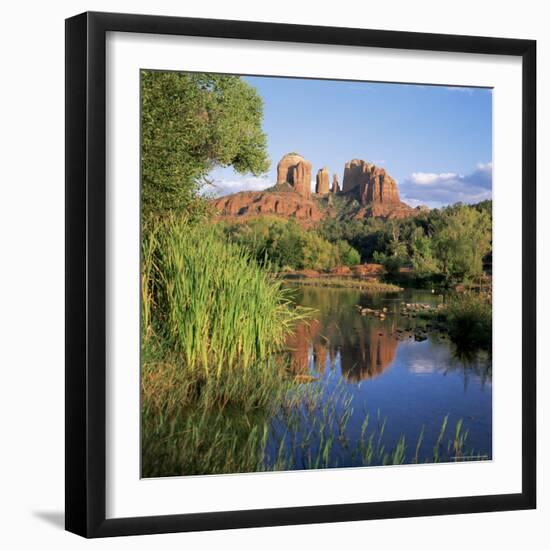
[
  {"left": 444, "top": 292, "right": 492, "bottom": 350},
  {"left": 373, "top": 251, "right": 406, "bottom": 277},
  {"left": 336, "top": 240, "right": 361, "bottom": 267}
]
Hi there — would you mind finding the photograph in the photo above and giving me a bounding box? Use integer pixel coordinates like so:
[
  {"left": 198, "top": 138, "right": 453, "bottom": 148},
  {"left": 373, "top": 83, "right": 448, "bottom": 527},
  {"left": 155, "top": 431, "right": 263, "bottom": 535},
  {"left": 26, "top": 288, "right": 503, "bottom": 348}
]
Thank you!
[
  {"left": 140, "top": 70, "right": 493, "bottom": 478},
  {"left": 0, "top": 0, "right": 542, "bottom": 545}
]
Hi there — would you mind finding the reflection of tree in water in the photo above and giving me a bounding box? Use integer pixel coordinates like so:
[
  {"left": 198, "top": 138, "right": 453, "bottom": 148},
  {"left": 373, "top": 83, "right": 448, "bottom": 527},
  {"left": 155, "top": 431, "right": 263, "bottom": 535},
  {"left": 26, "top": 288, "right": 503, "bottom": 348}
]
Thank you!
[
  {"left": 447, "top": 346, "right": 492, "bottom": 389},
  {"left": 285, "top": 286, "right": 398, "bottom": 382}
]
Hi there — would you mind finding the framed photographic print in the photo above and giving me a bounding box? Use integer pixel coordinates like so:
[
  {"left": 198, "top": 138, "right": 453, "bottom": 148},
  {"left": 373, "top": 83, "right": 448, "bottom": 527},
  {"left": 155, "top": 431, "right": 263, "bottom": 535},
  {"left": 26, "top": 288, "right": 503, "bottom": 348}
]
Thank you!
[{"left": 65, "top": 11, "right": 536, "bottom": 538}]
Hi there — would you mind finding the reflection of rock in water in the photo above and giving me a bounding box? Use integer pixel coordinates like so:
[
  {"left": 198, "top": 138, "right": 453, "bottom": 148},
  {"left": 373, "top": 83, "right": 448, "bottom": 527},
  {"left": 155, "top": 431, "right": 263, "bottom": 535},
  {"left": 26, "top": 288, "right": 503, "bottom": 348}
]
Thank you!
[
  {"left": 340, "top": 326, "right": 397, "bottom": 382},
  {"left": 285, "top": 315, "right": 397, "bottom": 382},
  {"left": 286, "top": 319, "right": 320, "bottom": 375},
  {"left": 313, "top": 341, "right": 328, "bottom": 375}
]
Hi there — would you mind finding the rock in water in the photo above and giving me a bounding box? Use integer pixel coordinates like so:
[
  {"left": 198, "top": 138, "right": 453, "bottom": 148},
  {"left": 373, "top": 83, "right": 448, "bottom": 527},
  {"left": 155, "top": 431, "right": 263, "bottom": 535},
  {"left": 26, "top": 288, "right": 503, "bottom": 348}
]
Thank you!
[
  {"left": 315, "top": 167, "right": 330, "bottom": 195},
  {"left": 276, "top": 152, "right": 312, "bottom": 199}
]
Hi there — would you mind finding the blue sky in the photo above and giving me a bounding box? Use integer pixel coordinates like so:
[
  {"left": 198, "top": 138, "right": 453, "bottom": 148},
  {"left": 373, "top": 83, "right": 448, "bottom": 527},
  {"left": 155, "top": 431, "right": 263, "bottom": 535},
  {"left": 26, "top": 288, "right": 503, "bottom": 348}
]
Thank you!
[{"left": 206, "top": 75, "right": 492, "bottom": 208}]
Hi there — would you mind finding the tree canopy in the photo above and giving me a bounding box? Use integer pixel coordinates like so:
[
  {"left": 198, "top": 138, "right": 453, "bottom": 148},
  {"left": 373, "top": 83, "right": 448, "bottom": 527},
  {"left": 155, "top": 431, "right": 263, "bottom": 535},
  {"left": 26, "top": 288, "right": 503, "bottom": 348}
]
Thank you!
[
  {"left": 222, "top": 217, "right": 361, "bottom": 272},
  {"left": 141, "top": 71, "right": 270, "bottom": 216},
  {"left": 317, "top": 202, "right": 492, "bottom": 284},
  {"left": 431, "top": 204, "right": 492, "bottom": 282}
]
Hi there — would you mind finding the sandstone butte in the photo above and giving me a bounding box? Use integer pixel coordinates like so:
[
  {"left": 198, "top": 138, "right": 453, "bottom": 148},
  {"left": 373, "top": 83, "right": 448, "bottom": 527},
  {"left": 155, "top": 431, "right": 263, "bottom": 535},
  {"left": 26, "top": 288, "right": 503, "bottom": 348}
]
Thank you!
[
  {"left": 315, "top": 167, "right": 330, "bottom": 195},
  {"left": 211, "top": 153, "right": 422, "bottom": 225}
]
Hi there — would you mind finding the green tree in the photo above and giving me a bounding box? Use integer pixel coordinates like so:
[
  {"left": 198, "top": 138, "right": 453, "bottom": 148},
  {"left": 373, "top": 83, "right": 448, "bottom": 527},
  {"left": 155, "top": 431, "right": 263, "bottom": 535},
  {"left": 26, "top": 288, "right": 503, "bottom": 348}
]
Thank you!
[
  {"left": 431, "top": 205, "right": 491, "bottom": 283},
  {"left": 266, "top": 222, "right": 304, "bottom": 269},
  {"left": 335, "top": 240, "right": 361, "bottom": 267},
  {"left": 373, "top": 251, "right": 404, "bottom": 276},
  {"left": 301, "top": 232, "right": 337, "bottom": 271},
  {"left": 411, "top": 229, "right": 439, "bottom": 278},
  {"left": 141, "top": 71, "right": 270, "bottom": 217}
]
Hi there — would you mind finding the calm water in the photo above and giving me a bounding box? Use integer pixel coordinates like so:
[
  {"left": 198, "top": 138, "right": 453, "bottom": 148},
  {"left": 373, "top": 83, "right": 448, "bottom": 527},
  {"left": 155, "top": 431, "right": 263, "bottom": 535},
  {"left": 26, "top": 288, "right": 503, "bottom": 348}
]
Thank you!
[{"left": 268, "top": 285, "right": 492, "bottom": 468}]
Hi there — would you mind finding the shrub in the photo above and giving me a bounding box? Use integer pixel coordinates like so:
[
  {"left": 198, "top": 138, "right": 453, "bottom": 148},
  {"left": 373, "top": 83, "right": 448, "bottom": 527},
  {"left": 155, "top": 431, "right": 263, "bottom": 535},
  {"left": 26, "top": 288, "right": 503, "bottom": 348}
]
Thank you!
[
  {"left": 336, "top": 240, "right": 361, "bottom": 267},
  {"left": 444, "top": 292, "right": 492, "bottom": 350}
]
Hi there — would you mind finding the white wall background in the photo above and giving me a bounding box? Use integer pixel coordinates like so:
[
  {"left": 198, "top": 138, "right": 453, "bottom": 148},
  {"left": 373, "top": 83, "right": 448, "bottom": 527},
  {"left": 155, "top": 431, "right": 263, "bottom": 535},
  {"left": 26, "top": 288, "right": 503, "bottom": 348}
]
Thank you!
[{"left": 0, "top": 1, "right": 546, "bottom": 548}]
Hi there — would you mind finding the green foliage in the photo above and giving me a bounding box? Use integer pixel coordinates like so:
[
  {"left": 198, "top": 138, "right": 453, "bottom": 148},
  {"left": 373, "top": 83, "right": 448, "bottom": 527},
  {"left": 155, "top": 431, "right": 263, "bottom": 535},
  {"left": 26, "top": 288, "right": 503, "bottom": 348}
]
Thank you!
[
  {"left": 141, "top": 70, "right": 270, "bottom": 216},
  {"left": 372, "top": 251, "right": 404, "bottom": 276},
  {"left": 443, "top": 292, "right": 492, "bottom": 349},
  {"left": 142, "top": 216, "right": 305, "bottom": 377},
  {"left": 141, "top": 348, "right": 295, "bottom": 477},
  {"left": 318, "top": 201, "right": 492, "bottom": 285},
  {"left": 319, "top": 217, "right": 408, "bottom": 263},
  {"left": 371, "top": 222, "right": 409, "bottom": 276},
  {"left": 335, "top": 240, "right": 361, "bottom": 267},
  {"left": 223, "top": 217, "right": 362, "bottom": 272},
  {"left": 411, "top": 229, "right": 439, "bottom": 278},
  {"left": 431, "top": 205, "right": 492, "bottom": 283},
  {"left": 301, "top": 231, "right": 337, "bottom": 271}
]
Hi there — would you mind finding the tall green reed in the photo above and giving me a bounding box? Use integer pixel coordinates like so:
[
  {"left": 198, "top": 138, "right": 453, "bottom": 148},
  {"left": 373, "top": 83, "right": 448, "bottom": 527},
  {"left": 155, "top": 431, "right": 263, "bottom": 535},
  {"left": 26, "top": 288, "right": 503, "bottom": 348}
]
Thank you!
[{"left": 142, "top": 216, "right": 307, "bottom": 379}]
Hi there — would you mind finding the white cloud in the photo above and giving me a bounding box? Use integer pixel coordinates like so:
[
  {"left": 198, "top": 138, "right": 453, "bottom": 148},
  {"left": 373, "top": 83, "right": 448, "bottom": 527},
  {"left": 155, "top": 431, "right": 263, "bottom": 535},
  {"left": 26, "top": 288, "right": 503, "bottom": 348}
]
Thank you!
[
  {"left": 203, "top": 176, "right": 273, "bottom": 197},
  {"left": 400, "top": 162, "right": 492, "bottom": 208},
  {"left": 411, "top": 172, "right": 457, "bottom": 185},
  {"left": 401, "top": 198, "right": 428, "bottom": 208}
]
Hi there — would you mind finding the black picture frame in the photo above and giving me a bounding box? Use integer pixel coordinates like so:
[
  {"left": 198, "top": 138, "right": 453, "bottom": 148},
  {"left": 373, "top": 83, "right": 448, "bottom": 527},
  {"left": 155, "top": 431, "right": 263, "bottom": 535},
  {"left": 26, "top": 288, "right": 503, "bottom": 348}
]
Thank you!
[{"left": 65, "top": 11, "right": 536, "bottom": 538}]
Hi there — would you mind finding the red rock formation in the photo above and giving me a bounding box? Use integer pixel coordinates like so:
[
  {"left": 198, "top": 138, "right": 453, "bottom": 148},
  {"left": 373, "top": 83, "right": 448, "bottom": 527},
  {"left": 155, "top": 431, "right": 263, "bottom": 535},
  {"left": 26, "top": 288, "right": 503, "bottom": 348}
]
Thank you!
[
  {"left": 331, "top": 174, "right": 340, "bottom": 194},
  {"left": 211, "top": 157, "right": 420, "bottom": 225},
  {"left": 276, "top": 153, "right": 312, "bottom": 199},
  {"left": 343, "top": 159, "right": 399, "bottom": 203},
  {"left": 315, "top": 167, "right": 330, "bottom": 195},
  {"left": 359, "top": 171, "right": 400, "bottom": 205},
  {"left": 212, "top": 190, "right": 323, "bottom": 226},
  {"left": 343, "top": 159, "right": 414, "bottom": 219},
  {"left": 342, "top": 159, "right": 367, "bottom": 192}
]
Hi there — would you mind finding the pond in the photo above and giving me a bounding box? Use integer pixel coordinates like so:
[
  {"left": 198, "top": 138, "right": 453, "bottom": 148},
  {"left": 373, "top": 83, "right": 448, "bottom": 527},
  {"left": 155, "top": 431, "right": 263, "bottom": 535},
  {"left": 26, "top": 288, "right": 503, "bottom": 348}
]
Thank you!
[{"left": 266, "top": 285, "right": 492, "bottom": 469}]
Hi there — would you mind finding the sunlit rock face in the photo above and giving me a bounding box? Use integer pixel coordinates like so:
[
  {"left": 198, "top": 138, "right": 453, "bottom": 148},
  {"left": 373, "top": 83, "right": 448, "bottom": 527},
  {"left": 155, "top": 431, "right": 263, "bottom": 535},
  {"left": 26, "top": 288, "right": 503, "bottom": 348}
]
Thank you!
[
  {"left": 343, "top": 159, "right": 400, "bottom": 204},
  {"left": 276, "top": 153, "right": 312, "bottom": 199},
  {"left": 331, "top": 173, "right": 340, "bottom": 194},
  {"left": 343, "top": 159, "right": 415, "bottom": 219},
  {"left": 315, "top": 167, "right": 330, "bottom": 195},
  {"left": 211, "top": 190, "right": 323, "bottom": 226},
  {"left": 211, "top": 156, "right": 421, "bottom": 224}
]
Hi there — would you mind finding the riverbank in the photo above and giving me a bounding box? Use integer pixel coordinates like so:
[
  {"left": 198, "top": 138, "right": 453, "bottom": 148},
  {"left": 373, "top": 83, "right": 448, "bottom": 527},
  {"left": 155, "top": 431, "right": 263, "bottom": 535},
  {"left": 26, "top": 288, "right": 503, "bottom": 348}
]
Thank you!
[
  {"left": 353, "top": 291, "right": 492, "bottom": 351},
  {"left": 281, "top": 275, "right": 403, "bottom": 292}
]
